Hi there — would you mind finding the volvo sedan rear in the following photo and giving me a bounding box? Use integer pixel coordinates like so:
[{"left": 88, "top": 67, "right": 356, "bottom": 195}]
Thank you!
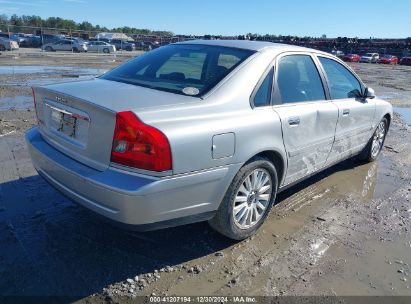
[{"left": 26, "top": 40, "right": 392, "bottom": 240}]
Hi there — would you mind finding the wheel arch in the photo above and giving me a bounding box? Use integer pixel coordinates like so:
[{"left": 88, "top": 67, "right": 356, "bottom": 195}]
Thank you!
[
  {"left": 383, "top": 113, "right": 391, "bottom": 130},
  {"left": 246, "top": 149, "right": 286, "bottom": 187}
]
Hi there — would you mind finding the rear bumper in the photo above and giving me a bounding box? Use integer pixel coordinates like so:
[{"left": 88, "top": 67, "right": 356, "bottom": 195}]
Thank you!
[{"left": 26, "top": 127, "right": 240, "bottom": 229}]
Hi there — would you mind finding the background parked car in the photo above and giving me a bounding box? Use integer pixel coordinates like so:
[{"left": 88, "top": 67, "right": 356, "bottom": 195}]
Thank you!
[
  {"left": 0, "top": 32, "right": 13, "bottom": 40},
  {"left": 360, "top": 53, "right": 379, "bottom": 63},
  {"left": 143, "top": 41, "right": 160, "bottom": 51},
  {"left": 39, "top": 34, "right": 63, "bottom": 46},
  {"left": 9, "top": 34, "right": 25, "bottom": 45},
  {"left": 331, "top": 50, "right": 344, "bottom": 58},
  {"left": 378, "top": 55, "right": 398, "bottom": 65},
  {"left": 399, "top": 54, "right": 411, "bottom": 66},
  {"left": 0, "top": 37, "right": 19, "bottom": 51},
  {"left": 133, "top": 41, "right": 155, "bottom": 51},
  {"left": 87, "top": 41, "right": 116, "bottom": 53},
  {"left": 341, "top": 53, "right": 360, "bottom": 62},
  {"left": 42, "top": 39, "right": 87, "bottom": 52},
  {"left": 109, "top": 39, "right": 135, "bottom": 51},
  {"left": 14, "top": 33, "right": 39, "bottom": 47}
]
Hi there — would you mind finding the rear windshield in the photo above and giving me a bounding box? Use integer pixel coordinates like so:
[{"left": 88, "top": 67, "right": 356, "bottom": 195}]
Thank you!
[{"left": 101, "top": 44, "right": 254, "bottom": 96}]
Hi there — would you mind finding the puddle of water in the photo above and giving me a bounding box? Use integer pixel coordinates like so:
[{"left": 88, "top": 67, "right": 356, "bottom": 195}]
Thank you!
[
  {"left": 372, "top": 86, "right": 410, "bottom": 105},
  {"left": 0, "top": 65, "right": 107, "bottom": 76},
  {"left": 0, "top": 95, "right": 33, "bottom": 111},
  {"left": 2, "top": 76, "right": 99, "bottom": 87},
  {"left": 310, "top": 237, "right": 331, "bottom": 263},
  {"left": 394, "top": 107, "right": 411, "bottom": 125},
  {"left": 378, "top": 92, "right": 402, "bottom": 100},
  {"left": 0, "top": 65, "right": 107, "bottom": 87}
]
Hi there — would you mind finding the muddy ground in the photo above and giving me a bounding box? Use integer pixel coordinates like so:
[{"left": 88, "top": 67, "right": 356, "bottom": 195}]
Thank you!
[{"left": 0, "top": 53, "right": 410, "bottom": 302}]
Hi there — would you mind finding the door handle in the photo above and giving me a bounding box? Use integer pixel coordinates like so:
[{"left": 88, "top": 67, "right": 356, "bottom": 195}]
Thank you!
[
  {"left": 288, "top": 116, "right": 300, "bottom": 126},
  {"left": 342, "top": 109, "right": 350, "bottom": 116}
]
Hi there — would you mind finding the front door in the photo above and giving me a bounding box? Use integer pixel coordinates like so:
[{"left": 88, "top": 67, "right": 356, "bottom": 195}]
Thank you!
[
  {"left": 317, "top": 56, "right": 375, "bottom": 164},
  {"left": 273, "top": 54, "right": 338, "bottom": 186}
]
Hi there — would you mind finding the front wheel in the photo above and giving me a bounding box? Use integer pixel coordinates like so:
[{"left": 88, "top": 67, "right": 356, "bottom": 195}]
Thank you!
[
  {"left": 359, "top": 118, "right": 388, "bottom": 162},
  {"left": 209, "top": 156, "right": 278, "bottom": 240},
  {"left": 103, "top": 48, "right": 109, "bottom": 53}
]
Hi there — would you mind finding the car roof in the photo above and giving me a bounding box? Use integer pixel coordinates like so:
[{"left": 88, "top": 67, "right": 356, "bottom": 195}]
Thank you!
[{"left": 175, "top": 39, "right": 319, "bottom": 53}]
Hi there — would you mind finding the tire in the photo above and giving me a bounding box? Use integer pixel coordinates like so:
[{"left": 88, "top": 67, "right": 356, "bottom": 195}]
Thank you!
[
  {"left": 0, "top": 45, "right": 5, "bottom": 51},
  {"left": 45, "top": 46, "right": 53, "bottom": 52},
  {"left": 72, "top": 47, "right": 79, "bottom": 53},
  {"left": 359, "top": 117, "right": 388, "bottom": 162},
  {"left": 103, "top": 48, "right": 109, "bottom": 54},
  {"left": 209, "top": 156, "right": 278, "bottom": 240}
]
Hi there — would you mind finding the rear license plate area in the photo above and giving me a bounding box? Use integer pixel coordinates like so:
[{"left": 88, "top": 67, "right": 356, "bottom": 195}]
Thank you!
[
  {"left": 51, "top": 109, "right": 77, "bottom": 137},
  {"left": 44, "top": 100, "right": 90, "bottom": 148}
]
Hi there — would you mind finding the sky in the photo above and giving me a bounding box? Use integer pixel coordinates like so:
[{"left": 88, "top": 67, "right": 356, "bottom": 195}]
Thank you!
[{"left": 1, "top": 0, "right": 410, "bottom": 38}]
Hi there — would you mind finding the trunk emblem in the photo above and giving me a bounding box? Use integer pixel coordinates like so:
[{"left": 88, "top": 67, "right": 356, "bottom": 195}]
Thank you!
[{"left": 56, "top": 96, "right": 68, "bottom": 103}]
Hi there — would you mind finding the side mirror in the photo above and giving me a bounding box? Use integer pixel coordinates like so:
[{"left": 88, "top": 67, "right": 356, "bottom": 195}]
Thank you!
[{"left": 364, "top": 87, "right": 375, "bottom": 99}]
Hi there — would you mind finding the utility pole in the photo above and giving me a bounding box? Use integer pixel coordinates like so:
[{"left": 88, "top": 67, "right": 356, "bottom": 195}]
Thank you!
[{"left": 41, "top": 27, "right": 44, "bottom": 52}]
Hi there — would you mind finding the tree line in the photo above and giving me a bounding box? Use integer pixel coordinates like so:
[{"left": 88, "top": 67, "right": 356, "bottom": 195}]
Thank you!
[{"left": 0, "top": 14, "right": 174, "bottom": 37}]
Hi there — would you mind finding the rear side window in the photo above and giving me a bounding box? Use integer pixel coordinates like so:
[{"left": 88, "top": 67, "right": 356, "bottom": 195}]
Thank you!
[
  {"left": 319, "top": 57, "right": 362, "bottom": 99},
  {"left": 252, "top": 68, "right": 273, "bottom": 107},
  {"left": 277, "top": 55, "right": 326, "bottom": 103},
  {"left": 101, "top": 44, "right": 254, "bottom": 96}
]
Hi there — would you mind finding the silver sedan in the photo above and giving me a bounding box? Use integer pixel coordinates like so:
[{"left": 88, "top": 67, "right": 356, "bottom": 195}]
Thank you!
[
  {"left": 87, "top": 41, "right": 116, "bottom": 53},
  {"left": 26, "top": 40, "right": 392, "bottom": 240}
]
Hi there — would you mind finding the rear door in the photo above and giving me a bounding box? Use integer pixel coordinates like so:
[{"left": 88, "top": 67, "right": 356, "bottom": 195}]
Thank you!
[
  {"left": 63, "top": 40, "right": 72, "bottom": 51},
  {"left": 273, "top": 53, "right": 338, "bottom": 186},
  {"left": 53, "top": 41, "right": 64, "bottom": 51},
  {"left": 317, "top": 56, "right": 375, "bottom": 164}
]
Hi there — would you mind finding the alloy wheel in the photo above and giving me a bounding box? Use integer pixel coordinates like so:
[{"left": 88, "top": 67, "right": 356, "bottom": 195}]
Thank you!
[
  {"left": 233, "top": 168, "right": 272, "bottom": 229},
  {"left": 371, "top": 121, "right": 386, "bottom": 158}
]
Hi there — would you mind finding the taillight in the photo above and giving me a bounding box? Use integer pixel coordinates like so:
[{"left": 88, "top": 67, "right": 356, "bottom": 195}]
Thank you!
[{"left": 111, "top": 111, "right": 172, "bottom": 172}]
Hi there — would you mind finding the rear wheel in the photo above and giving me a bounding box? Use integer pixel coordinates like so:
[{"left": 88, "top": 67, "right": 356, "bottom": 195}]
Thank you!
[
  {"left": 209, "top": 156, "right": 278, "bottom": 240},
  {"left": 103, "top": 48, "right": 109, "bottom": 54},
  {"left": 359, "top": 118, "right": 388, "bottom": 162},
  {"left": 45, "top": 46, "right": 53, "bottom": 52},
  {"left": 0, "top": 45, "right": 5, "bottom": 51}
]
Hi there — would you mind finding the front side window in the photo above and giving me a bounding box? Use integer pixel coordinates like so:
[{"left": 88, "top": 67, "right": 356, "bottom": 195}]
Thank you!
[
  {"left": 101, "top": 44, "right": 254, "bottom": 96},
  {"left": 276, "top": 55, "right": 326, "bottom": 104},
  {"left": 319, "top": 57, "right": 362, "bottom": 99}
]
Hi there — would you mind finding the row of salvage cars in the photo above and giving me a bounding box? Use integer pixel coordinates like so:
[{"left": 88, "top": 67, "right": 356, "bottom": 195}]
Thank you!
[
  {"left": 42, "top": 39, "right": 116, "bottom": 53},
  {"left": 339, "top": 52, "right": 411, "bottom": 65}
]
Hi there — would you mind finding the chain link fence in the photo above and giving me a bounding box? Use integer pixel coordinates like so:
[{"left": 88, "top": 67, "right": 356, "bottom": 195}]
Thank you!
[
  {"left": 0, "top": 24, "right": 193, "bottom": 54},
  {"left": 1, "top": 24, "right": 410, "bottom": 58}
]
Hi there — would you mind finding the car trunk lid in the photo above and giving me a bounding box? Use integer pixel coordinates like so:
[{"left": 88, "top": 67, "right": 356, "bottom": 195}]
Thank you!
[{"left": 33, "top": 78, "right": 197, "bottom": 171}]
